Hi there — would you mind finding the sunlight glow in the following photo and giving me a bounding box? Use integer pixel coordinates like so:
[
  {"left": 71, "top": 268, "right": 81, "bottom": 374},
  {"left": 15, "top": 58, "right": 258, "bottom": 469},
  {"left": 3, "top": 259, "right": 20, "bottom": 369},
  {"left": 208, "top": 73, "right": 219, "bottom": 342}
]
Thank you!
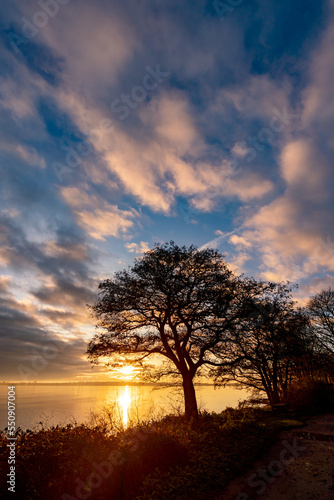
[
  {"left": 119, "top": 365, "right": 135, "bottom": 377},
  {"left": 117, "top": 386, "right": 131, "bottom": 427}
]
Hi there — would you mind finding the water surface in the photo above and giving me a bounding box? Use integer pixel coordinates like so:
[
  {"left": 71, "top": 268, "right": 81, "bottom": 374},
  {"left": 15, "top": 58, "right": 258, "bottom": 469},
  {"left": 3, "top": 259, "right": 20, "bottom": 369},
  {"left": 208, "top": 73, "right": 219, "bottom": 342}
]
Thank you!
[{"left": 0, "top": 384, "right": 249, "bottom": 431}]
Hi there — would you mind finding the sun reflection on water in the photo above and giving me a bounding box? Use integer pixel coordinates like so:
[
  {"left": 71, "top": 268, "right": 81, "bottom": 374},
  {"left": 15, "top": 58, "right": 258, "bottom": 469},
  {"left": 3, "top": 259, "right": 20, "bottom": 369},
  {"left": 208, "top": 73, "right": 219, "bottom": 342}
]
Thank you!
[{"left": 117, "top": 386, "right": 131, "bottom": 427}]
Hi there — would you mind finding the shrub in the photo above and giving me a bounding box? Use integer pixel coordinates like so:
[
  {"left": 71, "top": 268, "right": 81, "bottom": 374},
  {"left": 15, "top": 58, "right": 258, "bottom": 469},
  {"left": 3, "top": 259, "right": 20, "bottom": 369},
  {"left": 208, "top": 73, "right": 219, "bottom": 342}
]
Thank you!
[
  {"left": 0, "top": 409, "right": 303, "bottom": 500},
  {"left": 287, "top": 380, "right": 334, "bottom": 414}
]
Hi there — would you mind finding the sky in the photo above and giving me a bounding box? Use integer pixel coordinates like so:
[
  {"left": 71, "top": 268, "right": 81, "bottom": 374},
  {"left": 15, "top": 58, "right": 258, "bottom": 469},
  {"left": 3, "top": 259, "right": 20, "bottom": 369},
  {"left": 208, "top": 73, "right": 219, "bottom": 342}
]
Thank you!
[{"left": 0, "top": 0, "right": 333, "bottom": 382}]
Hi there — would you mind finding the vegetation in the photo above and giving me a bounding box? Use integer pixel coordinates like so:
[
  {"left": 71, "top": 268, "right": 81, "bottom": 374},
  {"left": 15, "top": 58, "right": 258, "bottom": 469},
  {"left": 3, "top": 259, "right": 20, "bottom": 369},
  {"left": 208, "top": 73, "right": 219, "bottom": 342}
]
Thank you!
[
  {"left": 217, "top": 285, "right": 334, "bottom": 404},
  {"left": 0, "top": 406, "right": 312, "bottom": 500},
  {"left": 213, "top": 283, "right": 314, "bottom": 405},
  {"left": 87, "top": 241, "right": 334, "bottom": 418},
  {"left": 286, "top": 379, "right": 334, "bottom": 414},
  {"left": 307, "top": 287, "right": 334, "bottom": 354},
  {"left": 2, "top": 242, "right": 333, "bottom": 498},
  {"left": 87, "top": 241, "right": 246, "bottom": 420}
]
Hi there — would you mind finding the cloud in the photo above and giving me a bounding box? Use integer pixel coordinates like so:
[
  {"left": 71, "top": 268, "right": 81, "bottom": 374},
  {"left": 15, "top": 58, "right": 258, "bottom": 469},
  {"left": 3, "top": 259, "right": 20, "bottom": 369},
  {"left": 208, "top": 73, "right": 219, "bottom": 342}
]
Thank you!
[
  {"left": 228, "top": 251, "right": 251, "bottom": 274},
  {"left": 61, "top": 187, "right": 135, "bottom": 240},
  {"left": 0, "top": 64, "right": 43, "bottom": 121},
  {"left": 240, "top": 138, "right": 334, "bottom": 281},
  {"left": 0, "top": 0, "right": 333, "bottom": 382},
  {"left": 48, "top": 51, "right": 274, "bottom": 215},
  {"left": 228, "top": 6, "right": 334, "bottom": 284},
  {"left": 125, "top": 241, "right": 150, "bottom": 254},
  {"left": 0, "top": 140, "right": 46, "bottom": 168},
  {"left": 26, "top": 2, "right": 136, "bottom": 93},
  {"left": 200, "top": 227, "right": 242, "bottom": 251},
  {"left": 214, "top": 75, "right": 291, "bottom": 122},
  {"left": 0, "top": 279, "right": 97, "bottom": 380},
  {"left": 302, "top": 24, "right": 334, "bottom": 129},
  {"left": 226, "top": 174, "right": 274, "bottom": 202},
  {"left": 0, "top": 210, "right": 97, "bottom": 313},
  {"left": 144, "top": 92, "right": 202, "bottom": 155},
  {"left": 280, "top": 139, "right": 329, "bottom": 201},
  {"left": 229, "top": 235, "right": 252, "bottom": 249}
]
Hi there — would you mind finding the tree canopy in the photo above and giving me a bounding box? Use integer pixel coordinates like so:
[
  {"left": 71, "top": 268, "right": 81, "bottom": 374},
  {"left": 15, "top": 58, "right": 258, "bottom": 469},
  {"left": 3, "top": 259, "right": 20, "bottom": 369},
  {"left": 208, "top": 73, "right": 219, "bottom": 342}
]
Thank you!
[
  {"left": 307, "top": 288, "right": 334, "bottom": 354},
  {"left": 212, "top": 283, "right": 312, "bottom": 405},
  {"left": 87, "top": 241, "right": 334, "bottom": 417},
  {"left": 87, "top": 241, "right": 244, "bottom": 419}
]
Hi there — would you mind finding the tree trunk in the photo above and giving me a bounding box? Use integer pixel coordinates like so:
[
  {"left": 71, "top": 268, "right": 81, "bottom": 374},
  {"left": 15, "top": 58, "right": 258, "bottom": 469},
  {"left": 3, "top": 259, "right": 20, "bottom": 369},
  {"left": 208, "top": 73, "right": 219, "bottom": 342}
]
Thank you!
[
  {"left": 270, "top": 389, "right": 281, "bottom": 405},
  {"left": 271, "top": 360, "right": 281, "bottom": 405},
  {"left": 182, "top": 374, "right": 198, "bottom": 420}
]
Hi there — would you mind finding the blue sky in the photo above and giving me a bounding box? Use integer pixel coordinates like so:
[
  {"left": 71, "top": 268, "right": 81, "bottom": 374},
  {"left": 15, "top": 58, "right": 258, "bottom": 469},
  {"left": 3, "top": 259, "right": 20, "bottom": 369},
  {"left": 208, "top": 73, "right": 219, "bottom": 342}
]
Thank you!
[{"left": 0, "top": 0, "right": 333, "bottom": 381}]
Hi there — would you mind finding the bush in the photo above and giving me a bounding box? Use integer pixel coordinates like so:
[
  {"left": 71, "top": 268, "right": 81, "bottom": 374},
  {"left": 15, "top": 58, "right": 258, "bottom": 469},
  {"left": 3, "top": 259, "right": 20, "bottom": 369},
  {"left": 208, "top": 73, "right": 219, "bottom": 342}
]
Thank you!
[
  {"left": 0, "top": 424, "right": 119, "bottom": 499},
  {"left": 287, "top": 380, "right": 334, "bottom": 414},
  {"left": 0, "top": 422, "right": 188, "bottom": 499},
  {"left": 0, "top": 409, "right": 303, "bottom": 500},
  {"left": 138, "top": 408, "right": 287, "bottom": 499}
]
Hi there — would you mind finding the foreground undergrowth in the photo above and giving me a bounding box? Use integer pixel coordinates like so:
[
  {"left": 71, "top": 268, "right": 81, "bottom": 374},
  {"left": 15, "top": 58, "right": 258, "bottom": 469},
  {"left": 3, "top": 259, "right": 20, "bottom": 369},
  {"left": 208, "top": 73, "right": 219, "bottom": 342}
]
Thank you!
[{"left": 0, "top": 407, "right": 304, "bottom": 500}]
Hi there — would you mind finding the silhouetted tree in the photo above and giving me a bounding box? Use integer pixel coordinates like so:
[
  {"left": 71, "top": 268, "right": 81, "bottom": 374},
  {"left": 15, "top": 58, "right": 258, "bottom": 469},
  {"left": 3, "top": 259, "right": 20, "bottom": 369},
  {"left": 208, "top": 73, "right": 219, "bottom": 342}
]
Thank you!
[
  {"left": 87, "top": 241, "right": 244, "bottom": 420},
  {"left": 307, "top": 288, "right": 334, "bottom": 354},
  {"left": 213, "top": 283, "right": 311, "bottom": 405}
]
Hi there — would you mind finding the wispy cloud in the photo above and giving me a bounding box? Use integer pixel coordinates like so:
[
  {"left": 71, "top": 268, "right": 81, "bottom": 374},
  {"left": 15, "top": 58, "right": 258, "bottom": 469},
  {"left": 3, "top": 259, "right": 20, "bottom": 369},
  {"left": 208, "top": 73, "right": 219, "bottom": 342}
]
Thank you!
[{"left": 0, "top": 0, "right": 332, "bottom": 380}]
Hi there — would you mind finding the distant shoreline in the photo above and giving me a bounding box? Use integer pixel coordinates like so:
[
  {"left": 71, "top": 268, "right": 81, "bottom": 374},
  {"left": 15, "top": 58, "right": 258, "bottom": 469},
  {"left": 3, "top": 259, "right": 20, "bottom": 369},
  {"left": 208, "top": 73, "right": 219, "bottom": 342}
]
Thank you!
[{"left": 0, "top": 381, "right": 215, "bottom": 387}]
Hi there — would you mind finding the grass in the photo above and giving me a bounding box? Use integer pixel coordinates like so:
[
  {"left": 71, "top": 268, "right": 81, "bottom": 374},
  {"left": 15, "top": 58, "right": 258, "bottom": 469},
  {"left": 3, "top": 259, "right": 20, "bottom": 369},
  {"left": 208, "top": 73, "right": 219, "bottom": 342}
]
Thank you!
[{"left": 0, "top": 407, "right": 306, "bottom": 500}]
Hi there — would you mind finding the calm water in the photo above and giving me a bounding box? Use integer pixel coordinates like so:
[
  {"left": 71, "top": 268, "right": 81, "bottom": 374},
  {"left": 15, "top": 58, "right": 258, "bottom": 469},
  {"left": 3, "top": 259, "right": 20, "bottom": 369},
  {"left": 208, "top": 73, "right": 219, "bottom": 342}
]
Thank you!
[{"left": 0, "top": 384, "right": 249, "bottom": 431}]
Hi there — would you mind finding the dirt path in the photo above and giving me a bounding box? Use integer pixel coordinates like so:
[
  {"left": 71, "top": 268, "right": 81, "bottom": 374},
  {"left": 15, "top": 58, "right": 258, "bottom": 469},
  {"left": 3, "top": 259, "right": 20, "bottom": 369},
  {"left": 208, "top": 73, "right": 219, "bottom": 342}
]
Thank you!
[{"left": 219, "top": 413, "right": 334, "bottom": 500}]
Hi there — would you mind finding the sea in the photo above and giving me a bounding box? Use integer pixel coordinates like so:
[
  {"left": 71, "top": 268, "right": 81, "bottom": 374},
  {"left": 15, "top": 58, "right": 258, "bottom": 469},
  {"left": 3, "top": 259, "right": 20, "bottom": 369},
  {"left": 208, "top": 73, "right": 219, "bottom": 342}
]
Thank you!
[{"left": 0, "top": 384, "right": 249, "bottom": 431}]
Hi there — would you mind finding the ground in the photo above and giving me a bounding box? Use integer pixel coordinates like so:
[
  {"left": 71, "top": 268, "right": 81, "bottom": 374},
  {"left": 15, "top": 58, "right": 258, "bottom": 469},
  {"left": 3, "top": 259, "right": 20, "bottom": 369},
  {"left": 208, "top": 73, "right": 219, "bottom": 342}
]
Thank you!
[{"left": 220, "top": 413, "right": 334, "bottom": 500}]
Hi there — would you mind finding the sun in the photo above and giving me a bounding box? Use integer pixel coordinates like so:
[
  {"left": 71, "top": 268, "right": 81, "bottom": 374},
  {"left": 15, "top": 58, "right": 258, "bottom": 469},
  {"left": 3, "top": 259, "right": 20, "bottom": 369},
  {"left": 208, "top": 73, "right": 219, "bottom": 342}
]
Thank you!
[{"left": 118, "top": 365, "right": 135, "bottom": 377}]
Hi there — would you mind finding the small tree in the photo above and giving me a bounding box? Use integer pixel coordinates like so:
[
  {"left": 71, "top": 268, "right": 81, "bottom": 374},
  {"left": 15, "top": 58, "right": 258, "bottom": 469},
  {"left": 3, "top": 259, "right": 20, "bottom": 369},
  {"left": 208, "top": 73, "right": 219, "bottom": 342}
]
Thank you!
[
  {"left": 307, "top": 288, "right": 334, "bottom": 354},
  {"left": 213, "top": 283, "right": 311, "bottom": 405},
  {"left": 86, "top": 241, "right": 241, "bottom": 420}
]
